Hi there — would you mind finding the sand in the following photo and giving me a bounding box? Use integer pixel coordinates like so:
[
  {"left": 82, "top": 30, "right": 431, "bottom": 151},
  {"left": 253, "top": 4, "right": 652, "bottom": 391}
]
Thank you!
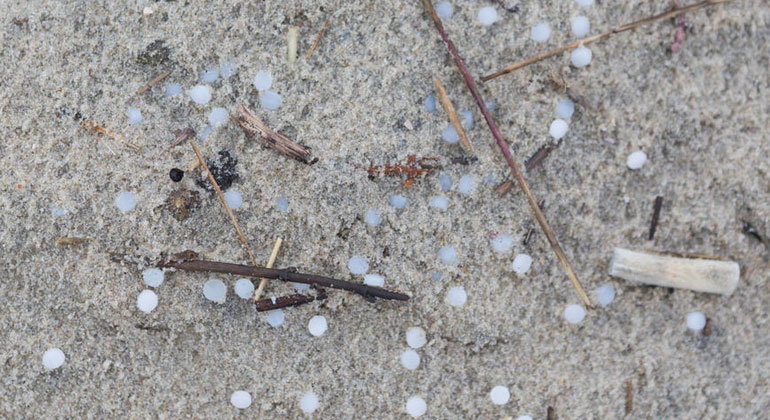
[{"left": 1, "top": 0, "right": 768, "bottom": 418}]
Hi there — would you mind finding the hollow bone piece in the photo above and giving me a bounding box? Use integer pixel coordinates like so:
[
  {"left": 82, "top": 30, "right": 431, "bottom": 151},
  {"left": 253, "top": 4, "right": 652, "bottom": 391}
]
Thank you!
[{"left": 608, "top": 248, "right": 740, "bottom": 296}]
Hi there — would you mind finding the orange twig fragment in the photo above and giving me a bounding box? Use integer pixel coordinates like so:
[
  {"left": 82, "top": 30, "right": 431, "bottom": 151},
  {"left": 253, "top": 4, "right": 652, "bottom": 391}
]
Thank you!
[{"left": 367, "top": 155, "right": 438, "bottom": 187}]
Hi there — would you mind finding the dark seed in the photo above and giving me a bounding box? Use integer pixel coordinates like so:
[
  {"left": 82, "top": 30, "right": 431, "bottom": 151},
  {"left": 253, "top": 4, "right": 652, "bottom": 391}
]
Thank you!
[{"left": 169, "top": 168, "right": 184, "bottom": 182}]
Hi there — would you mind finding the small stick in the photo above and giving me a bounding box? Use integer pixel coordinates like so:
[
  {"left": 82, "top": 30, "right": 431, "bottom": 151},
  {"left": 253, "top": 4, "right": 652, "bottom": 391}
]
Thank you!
[
  {"left": 421, "top": 0, "right": 593, "bottom": 308},
  {"left": 255, "top": 289, "right": 328, "bottom": 312},
  {"left": 547, "top": 406, "right": 555, "bottom": 420},
  {"left": 254, "top": 238, "right": 283, "bottom": 301},
  {"left": 495, "top": 179, "right": 513, "bottom": 196},
  {"left": 136, "top": 68, "right": 172, "bottom": 95},
  {"left": 702, "top": 317, "right": 712, "bottom": 336},
  {"left": 523, "top": 227, "right": 534, "bottom": 246},
  {"left": 625, "top": 379, "right": 633, "bottom": 415},
  {"left": 482, "top": 0, "right": 733, "bottom": 82},
  {"left": 550, "top": 70, "right": 602, "bottom": 112},
  {"left": 434, "top": 76, "right": 474, "bottom": 153},
  {"left": 232, "top": 105, "right": 317, "bottom": 164},
  {"left": 56, "top": 237, "right": 92, "bottom": 246},
  {"left": 287, "top": 26, "right": 300, "bottom": 64},
  {"left": 305, "top": 19, "right": 329, "bottom": 59},
  {"left": 525, "top": 143, "right": 557, "bottom": 171},
  {"left": 649, "top": 196, "right": 664, "bottom": 240},
  {"left": 79, "top": 117, "right": 141, "bottom": 152},
  {"left": 190, "top": 141, "right": 259, "bottom": 268},
  {"left": 166, "top": 128, "right": 195, "bottom": 153}
]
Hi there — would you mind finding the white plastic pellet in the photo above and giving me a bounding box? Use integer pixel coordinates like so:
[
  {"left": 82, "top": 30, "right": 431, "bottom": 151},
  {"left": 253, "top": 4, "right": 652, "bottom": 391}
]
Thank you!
[
  {"left": 571, "top": 16, "right": 590, "bottom": 37},
  {"left": 442, "top": 125, "right": 459, "bottom": 144},
  {"left": 365, "top": 209, "right": 382, "bottom": 226},
  {"left": 571, "top": 45, "right": 593, "bottom": 67},
  {"left": 446, "top": 286, "right": 467, "bottom": 307},
  {"left": 223, "top": 190, "right": 243, "bottom": 210},
  {"left": 436, "top": 1, "right": 453, "bottom": 19},
  {"left": 438, "top": 246, "right": 457, "bottom": 265},
  {"left": 201, "top": 68, "right": 219, "bottom": 83},
  {"left": 364, "top": 274, "right": 385, "bottom": 287},
  {"left": 486, "top": 99, "right": 497, "bottom": 110},
  {"left": 260, "top": 91, "right": 282, "bottom": 110},
  {"left": 220, "top": 61, "right": 237, "bottom": 78},
  {"left": 457, "top": 175, "right": 478, "bottom": 195},
  {"left": 230, "top": 390, "right": 252, "bottom": 409},
  {"left": 596, "top": 285, "right": 616, "bottom": 306},
  {"left": 115, "top": 191, "right": 137, "bottom": 213},
  {"left": 276, "top": 196, "right": 289, "bottom": 212},
  {"left": 51, "top": 206, "right": 68, "bottom": 217},
  {"left": 127, "top": 107, "right": 142, "bottom": 125},
  {"left": 478, "top": 7, "right": 499, "bottom": 26},
  {"left": 686, "top": 311, "right": 707, "bottom": 331},
  {"left": 557, "top": 98, "right": 575, "bottom": 119},
  {"left": 189, "top": 85, "right": 212, "bottom": 104},
  {"left": 137, "top": 289, "right": 158, "bottom": 313},
  {"left": 234, "top": 278, "right": 255, "bottom": 299},
  {"left": 348, "top": 256, "right": 369, "bottom": 275},
  {"left": 400, "top": 349, "right": 421, "bottom": 370},
  {"left": 42, "top": 348, "right": 65, "bottom": 370},
  {"left": 491, "top": 234, "right": 513, "bottom": 253},
  {"left": 517, "top": 416, "right": 534, "bottom": 420},
  {"left": 439, "top": 173, "right": 452, "bottom": 192},
  {"left": 292, "top": 282, "right": 311, "bottom": 291},
  {"left": 490, "top": 386, "right": 510, "bottom": 405},
  {"left": 462, "top": 110, "right": 473, "bottom": 129},
  {"left": 512, "top": 254, "right": 533, "bottom": 274},
  {"left": 406, "top": 396, "right": 427, "bottom": 418},
  {"left": 549, "top": 119, "right": 569, "bottom": 139},
  {"left": 265, "top": 309, "right": 285, "bottom": 327},
  {"left": 390, "top": 194, "right": 409, "bottom": 209},
  {"left": 142, "top": 268, "right": 164, "bottom": 287},
  {"left": 424, "top": 95, "right": 437, "bottom": 113},
  {"left": 300, "top": 392, "right": 320, "bottom": 414},
  {"left": 165, "top": 83, "right": 183, "bottom": 96},
  {"left": 429, "top": 195, "right": 449, "bottom": 210},
  {"left": 531, "top": 22, "right": 551, "bottom": 42},
  {"left": 199, "top": 125, "right": 212, "bottom": 140},
  {"left": 406, "top": 327, "right": 427, "bottom": 349},
  {"left": 203, "top": 279, "right": 226, "bottom": 303},
  {"left": 576, "top": 0, "right": 594, "bottom": 6},
  {"left": 253, "top": 70, "right": 273, "bottom": 91},
  {"left": 564, "top": 304, "right": 586, "bottom": 324},
  {"left": 208, "top": 107, "right": 228, "bottom": 127},
  {"left": 308, "top": 315, "right": 328, "bottom": 337},
  {"left": 626, "top": 151, "right": 647, "bottom": 170}
]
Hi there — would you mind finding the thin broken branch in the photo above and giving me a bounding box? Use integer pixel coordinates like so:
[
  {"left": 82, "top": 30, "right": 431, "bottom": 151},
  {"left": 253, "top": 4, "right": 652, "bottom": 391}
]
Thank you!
[
  {"left": 255, "top": 288, "right": 328, "bottom": 312},
  {"left": 649, "top": 196, "right": 663, "bottom": 240},
  {"left": 254, "top": 238, "right": 282, "bottom": 301},
  {"left": 233, "top": 105, "right": 317, "bottom": 164},
  {"left": 434, "top": 75, "right": 474, "bottom": 153},
  {"left": 305, "top": 19, "right": 329, "bottom": 59},
  {"left": 136, "top": 68, "right": 172, "bottom": 95}
]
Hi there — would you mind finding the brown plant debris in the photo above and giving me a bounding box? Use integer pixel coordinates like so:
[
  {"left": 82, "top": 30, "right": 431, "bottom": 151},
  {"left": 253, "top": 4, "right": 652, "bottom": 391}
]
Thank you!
[
  {"left": 233, "top": 105, "right": 317, "bottom": 165},
  {"left": 367, "top": 155, "right": 439, "bottom": 187}
]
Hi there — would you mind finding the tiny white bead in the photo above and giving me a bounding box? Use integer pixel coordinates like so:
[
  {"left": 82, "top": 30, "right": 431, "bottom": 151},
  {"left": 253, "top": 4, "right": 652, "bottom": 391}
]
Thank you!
[
  {"left": 127, "top": 107, "right": 142, "bottom": 125},
  {"left": 490, "top": 385, "right": 510, "bottom": 405},
  {"left": 478, "top": 7, "right": 499, "bottom": 26},
  {"left": 549, "top": 119, "right": 569, "bottom": 139},
  {"left": 203, "top": 279, "right": 226, "bottom": 303},
  {"left": 365, "top": 209, "right": 382, "bottom": 226},
  {"left": 491, "top": 234, "right": 513, "bottom": 253},
  {"left": 400, "top": 349, "right": 421, "bottom": 370},
  {"left": 686, "top": 311, "right": 707, "bottom": 331},
  {"left": 626, "top": 151, "right": 647, "bottom": 170},
  {"left": 424, "top": 95, "right": 437, "bottom": 112},
  {"left": 406, "top": 396, "right": 427, "bottom": 418},
  {"left": 564, "top": 304, "right": 586, "bottom": 324},
  {"left": 446, "top": 286, "right": 467, "bottom": 307},
  {"left": 442, "top": 125, "right": 459, "bottom": 144},
  {"left": 189, "top": 85, "right": 212, "bottom": 104},
  {"left": 438, "top": 246, "right": 457, "bottom": 265},
  {"left": 260, "top": 91, "right": 282, "bottom": 110},
  {"left": 458, "top": 175, "right": 478, "bottom": 195},
  {"left": 308, "top": 315, "right": 328, "bottom": 336},
  {"left": 276, "top": 196, "right": 289, "bottom": 212},
  {"left": 364, "top": 274, "right": 385, "bottom": 287},
  {"left": 300, "top": 392, "right": 320, "bottom": 413},
  {"left": 115, "top": 191, "right": 138, "bottom": 213},
  {"left": 230, "top": 390, "right": 252, "bottom": 409},
  {"left": 223, "top": 190, "right": 243, "bottom": 210},
  {"left": 512, "top": 254, "right": 533, "bottom": 274},
  {"left": 596, "top": 285, "right": 616, "bottom": 306},
  {"left": 348, "top": 256, "right": 369, "bottom": 275},
  {"left": 571, "top": 45, "right": 593, "bottom": 67},
  {"left": 137, "top": 289, "right": 158, "bottom": 313},
  {"left": 429, "top": 195, "right": 449, "bottom": 210},
  {"left": 201, "top": 68, "right": 219, "bottom": 83},
  {"left": 576, "top": 0, "right": 595, "bottom": 6},
  {"left": 234, "top": 278, "right": 255, "bottom": 299},
  {"left": 390, "top": 194, "right": 409, "bottom": 209},
  {"left": 571, "top": 16, "right": 590, "bottom": 37},
  {"left": 517, "top": 416, "right": 534, "bottom": 420},
  {"left": 265, "top": 309, "right": 285, "bottom": 327},
  {"left": 531, "top": 22, "right": 551, "bottom": 42},
  {"left": 42, "top": 348, "right": 66, "bottom": 370},
  {"left": 406, "top": 327, "right": 427, "bottom": 349},
  {"left": 436, "top": 1, "right": 453, "bottom": 19},
  {"left": 142, "top": 268, "right": 164, "bottom": 287},
  {"left": 253, "top": 70, "right": 273, "bottom": 91},
  {"left": 208, "top": 107, "right": 228, "bottom": 127},
  {"left": 439, "top": 173, "right": 452, "bottom": 192},
  {"left": 557, "top": 98, "right": 575, "bottom": 119},
  {"left": 165, "top": 83, "right": 182, "bottom": 96}
]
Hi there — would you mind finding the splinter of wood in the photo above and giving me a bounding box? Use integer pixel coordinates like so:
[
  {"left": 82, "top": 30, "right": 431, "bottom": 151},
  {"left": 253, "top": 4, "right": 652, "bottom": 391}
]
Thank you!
[
  {"left": 255, "top": 289, "right": 328, "bottom": 312},
  {"left": 434, "top": 75, "right": 474, "bottom": 153},
  {"left": 649, "top": 196, "right": 663, "bottom": 240},
  {"left": 136, "top": 68, "right": 172, "bottom": 95},
  {"left": 233, "top": 105, "right": 317, "bottom": 164},
  {"left": 625, "top": 379, "right": 633, "bottom": 415}
]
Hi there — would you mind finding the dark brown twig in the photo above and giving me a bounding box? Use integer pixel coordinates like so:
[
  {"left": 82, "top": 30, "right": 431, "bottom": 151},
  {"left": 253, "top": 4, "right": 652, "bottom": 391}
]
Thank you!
[
  {"left": 702, "top": 317, "right": 712, "bottom": 336},
  {"left": 233, "top": 105, "right": 317, "bottom": 164},
  {"left": 421, "top": 0, "right": 593, "bottom": 308},
  {"left": 136, "top": 68, "right": 172, "bottom": 95},
  {"left": 305, "top": 19, "right": 329, "bottom": 60},
  {"left": 625, "top": 379, "right": 633, "bottom": 414},
  {"left": 255, "top": 289, "right": 328, "bottom": 312},
  {"left": 547, "top": 406, "right": 555, "bottom": 420},
  {"left": 649, "top": 196, "right": 664, "bottom": 240},
  {"left": 523, "top": 227, "right": 534, "bottom": 246},
  {"left": 525, "top": 142, "right": 558, "bottom": 171}
]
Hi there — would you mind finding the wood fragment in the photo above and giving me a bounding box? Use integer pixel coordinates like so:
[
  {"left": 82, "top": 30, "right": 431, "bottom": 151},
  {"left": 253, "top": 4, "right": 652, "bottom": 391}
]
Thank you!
[
  {"left": 56, "top": 237, "right": 92, "bottom": 246},
  {"left": 550, "top": 70, "right": 602, "bottom": 112},
  {"left": 525, "top": 143, "right": 558, "bottom": 171},
  {"left": 136, "top": 68, "right": 172, "bottom": 95},
  {"left": 523, "top": 227, "right": 534, "bottom": 246},
  {"left": 482, "top": 0, "right": 734, "bottom": 81},
  {"left": 742, "top": 221, "right": 763, "bottom": 243},
  {"left": 702, "top": 317, "right": 712, "bottom": 336},
  {"left": 495, "top": 179, "right": 513, "bottom": 196},
  {"left": 78, "top": 115, "right": 141, "bottom": 152},
  {"left": 255, "top": 288, "right": 327, "bottom": 312},
  {"left": 233, "top": 105, "right": 317, "bottom": 164},
  {"left": 434, "top": 76, "right": 474, "bottom": 153},
  {"left": 625, "top": 379, "right": 633, "bottom": 415},
  {"left": 649, "top": 196, "right": 664, "bottom": 240},
  {"left": 367, "top": 154, "right": 434, "bottom": 187},
  {"left": 305, "top": 19, "right": 329, "bottom": 59},
  {"left": 547, "top": 406, "right": 555, "bottom": 420},
  {"left": 287, "top": 26, "right": 300, "bottom": 64},
  {"left": 254, "top": 238, "right": 283, "bottom": 301}
]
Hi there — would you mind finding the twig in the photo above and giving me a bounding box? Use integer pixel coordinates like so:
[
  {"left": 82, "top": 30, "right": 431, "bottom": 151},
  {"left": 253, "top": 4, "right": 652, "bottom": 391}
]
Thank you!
[
  {"left": 56, "top": 237, "right": 92, "bottom": 246},
  {"left": 625, "top": 379, "right": 633, "bottom": 415},
  {"left": 136, "top": 68, "right": 172, "bottom": 95},
  {"left": 525, "top": 142, "right": 558, "bottom": 171},
  {"left": 434, "top": 76, "right": 474, "bottom": 153},
  {"left": 255, "top": 288, "right": 328, "bottom": 312},
  {"left": 547, "top": 406, "right": 555, "bottom": 420},
  {"left": 421, "top": 0, "right": 593, "bottom": 308},
  {"left": 254, "top": 238, "right": 282, "bottom": 301},
  {"left": 482, "top": 0, "right": 733, "bottom": 82},
  {"left": 649, "top": 196, "right": 664, "bottom": 240},
  {"left": 495, "top": 179, "right": 513, "bottom": 196},
  {"left": 523, "top": 227, "right": 534, "bottom": 246},
  {"left": 305, "top": 19, "right": 329, "bottom": 59},
  {"left": 232, "top": 105, "right": 317, "bottom": 164},
  {"left": 702, "top": 317, "right": 712, "bottom": 336}
]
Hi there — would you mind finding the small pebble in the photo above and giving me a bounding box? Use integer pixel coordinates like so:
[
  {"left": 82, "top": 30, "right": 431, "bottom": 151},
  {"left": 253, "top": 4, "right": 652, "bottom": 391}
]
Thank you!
[
  {"left": 127, "top": 107, "right": 142, "bottom": 125},
  {"left": 406, "top": 396, "right": 427, "bottom": 418},
  {"left": 549, "top": 119, "right": 569, "bottom": 139},
  {"left": 203, "top": 279, "right": 226, "bottom": 303},
  {"left": 441, "top": 125, "right": 459, "bottom": 144},
  {"left": 626, "top": 151, "right": 647, "bottom": 170},
  {"left": 223, "top": 190, "right": 243, "bottom": 210},
  {"left": 490, "top": 385, "right": 510, "bottom": 405},
  {"left": 165, "top": 83, "right": 183, "bottom": 96},
  {"left": 234, "top": 278, "right": 255, "bottom": 299},
  {"left": 436, "top": 1, "right": 453, "bottom": 19},
  {"left": 491, "top": 234, "right": 513, "bottom": 253},
  {"left": 478, "top": 6, "right": 499, "bottom": 26},
  {"left": 429, "top": 195, "right": 449, "bottom": 210},
  {"left": 423, "top": 95, "right": 437, "bottom": 113},
  {"left": 276, "top": 196, "right": 289, "bottom": 212},
  {"left": 564, "top": 304, "right": 586, "bottom": 324},
  {"left": 230, "top": 390, "right": 252, "bottom": 409},
  {"left": 142, "top": 268, "right": 164, "bottom": 287},
  {"left": 364, "top": 274, "right": 385, "bottom": 287},
  {"left": 439, "top": 173, "right": 452, "bottom": 192},
  {"left": 189, "top": 85, "right": 212, "bottom": 104},
  {"left": 406, "top": 327, "right": 427, "bottom": 349},
  {"left": 400, "top": 349, "right": 421, "bottom": 370},
  {"left": 208, "top": 107, "right": 228, "bottom": 127},
  {"left": 596, "top": 285, "right": 616, "bottom": 306},
  {"left": 571, "top": 45, "right": 593, "bottom": 67},
  {"left": 686, "top": 311, "right": 707, "bottom": 331},
  {"left": 115, "top": 191, "right": 137, "bottom": 213},
  {"left": 531, "top": 22, "right": 551, "bottom": 42},
  {"left": 201, "top": 68, "right": 219, "bottom": 83},
  {"left": 462, "top": 110, "right": 473, "bottom": 129},
  {"left": 42, "top": 348, "right": 65, "bottom": 370},
  {"left": 308, "top": 315, "right": 328, "bottom": 337},
  {"left": 265, "top": 309, "right": 285, "bottom": 327},
  {"left": 571, "top": 16, "right": 590, "bottom": 37},
  {"left": 300, "top": 392, "right": 320, "bottom": 413},
  {"left": 512, "top": 253, "right": 533, "bottom": 274},
  {"left": 348, "top": 256, "right": 369, "bottom": 275},
  {"left": 446, "top": 286, "right": 467, "bottom": 307},
  {"left": 169, "top": 168, "right": 184, "bottom": 182},
  {"left": 365, "top": 209, "right": 382, "bottom": 226},
  {"left": 438, "top": 246, "right": 457, "bottom": 265},
  {"left": 390, "top": 194, "right": 409, "bottom": 209},
  {"left": 253, "top": 70, "right": 273, "bottom": 91},
  {"left": 457, "top": 175, "right": 478, "bottom": 195},
  {"left": 260, "top": 91, "right": 282, "bottom": 110},
  {"left": 137, "top": 289, "right": 158, "bottom": 313},
  {"left": 556, "top": 98, "right": 575, "bottom": 119},
  {"left": 576, "top": 0, "right": 594, "bottom": 6}
]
